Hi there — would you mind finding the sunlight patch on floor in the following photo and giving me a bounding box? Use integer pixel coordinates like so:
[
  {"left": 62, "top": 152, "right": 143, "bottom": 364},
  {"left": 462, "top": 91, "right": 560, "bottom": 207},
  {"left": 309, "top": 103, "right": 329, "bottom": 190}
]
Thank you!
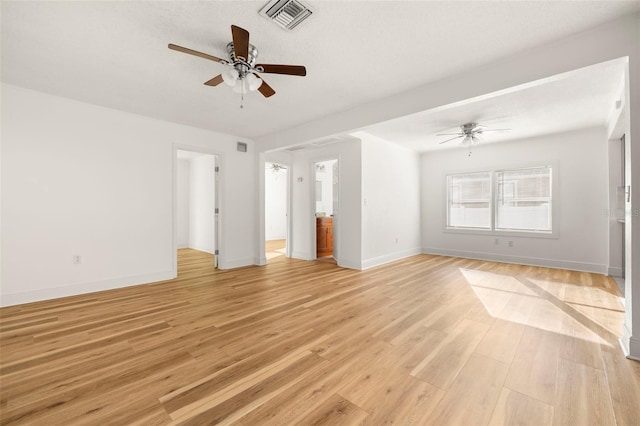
[{"left": 460, "top": 269, "right": 623, "bottom": 346}]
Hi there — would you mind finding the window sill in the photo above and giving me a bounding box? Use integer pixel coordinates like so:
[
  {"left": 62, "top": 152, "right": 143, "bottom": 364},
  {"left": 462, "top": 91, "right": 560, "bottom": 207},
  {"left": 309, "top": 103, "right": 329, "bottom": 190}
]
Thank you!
[{"left": 444, "top": 227, "right": 558, "bottom": 239}]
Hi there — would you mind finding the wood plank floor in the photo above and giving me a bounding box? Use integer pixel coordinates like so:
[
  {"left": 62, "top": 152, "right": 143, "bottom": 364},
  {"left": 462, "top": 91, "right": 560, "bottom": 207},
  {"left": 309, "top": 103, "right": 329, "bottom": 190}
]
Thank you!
[{"left": 1, "top": 249, "right": 639, "bottom": 425}]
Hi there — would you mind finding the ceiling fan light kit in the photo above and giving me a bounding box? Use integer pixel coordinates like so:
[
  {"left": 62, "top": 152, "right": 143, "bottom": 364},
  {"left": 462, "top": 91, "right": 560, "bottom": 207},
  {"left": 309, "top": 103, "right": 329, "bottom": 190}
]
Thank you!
[
  {"left": 437, "top": 122, "right": 510, "bottom": 149},
  {"left": 168, "top": 24, "right": 307, "bottom": 108}
]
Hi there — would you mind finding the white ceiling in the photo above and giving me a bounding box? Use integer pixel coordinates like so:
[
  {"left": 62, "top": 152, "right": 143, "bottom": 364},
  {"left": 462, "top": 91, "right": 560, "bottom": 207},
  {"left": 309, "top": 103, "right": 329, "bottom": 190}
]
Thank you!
[
  {"left": 356, "top": 58, "right": 626, "bottom": 152},
  {"left": 2, "top": 1, "right": 638, "bottom": 141}
]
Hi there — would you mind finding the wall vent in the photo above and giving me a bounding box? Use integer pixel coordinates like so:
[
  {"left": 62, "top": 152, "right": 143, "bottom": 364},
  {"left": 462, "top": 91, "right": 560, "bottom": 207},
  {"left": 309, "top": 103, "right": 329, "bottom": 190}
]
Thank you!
[
  {"left": 259, "top": 0, "right": 314, "bottom": 31},
  {"left": 237, "top": 142, "right": 248, "bottom": 152}
]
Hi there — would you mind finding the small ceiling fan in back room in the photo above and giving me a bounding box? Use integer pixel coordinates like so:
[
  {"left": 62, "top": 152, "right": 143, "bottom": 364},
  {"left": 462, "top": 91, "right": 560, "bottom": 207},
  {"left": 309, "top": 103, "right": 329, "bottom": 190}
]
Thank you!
[
  {"left": 168, "top": 24, "right": 307, "bottom": 108},
  {"left": 437, "top": 122, "right": 510, "bottom": 156}
]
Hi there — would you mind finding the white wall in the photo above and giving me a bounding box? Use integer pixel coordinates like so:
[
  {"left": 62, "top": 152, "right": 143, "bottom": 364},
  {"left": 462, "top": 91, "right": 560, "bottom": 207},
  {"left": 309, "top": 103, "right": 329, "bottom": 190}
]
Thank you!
[
  {"left": 265, "top": 163, "right": 287, "bottom": 241},
  {"left": 289, "top": 139, "right": 362, "bottom": 269},
  {"left": 358, "top": 132, "right": 422, "bottom": 269},
  {"left": 189, "top": 155, "right": 216, "bottom": 254},
  {"left": 421, "top": 127, "right": 609, "bottom": 273},
  {"left": 255, "top": 14, "right": 640, "bottom": 358},
  {"left": 1, "top": 83, "right": 255, "bottom": 306},
  {"left": 176, "top": 158, "right": 190, "bottom": 248}
]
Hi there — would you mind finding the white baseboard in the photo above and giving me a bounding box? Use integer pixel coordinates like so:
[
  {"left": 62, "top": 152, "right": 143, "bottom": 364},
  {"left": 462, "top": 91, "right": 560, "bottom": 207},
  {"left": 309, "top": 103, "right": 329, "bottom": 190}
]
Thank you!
[
  {"left": 256, "top": 257, "right": 268, "bottom": 266},
  {"left": 218, "top": 257, "right": 254, "bottom": 270},
  {"left": 421, "top": 247, "right": 608, "bottom": 274},
  {"left": 337, "top": 258, "right": 362, "bottom": 270},
  {"left": 619, "top": 323, "right": 640, "bottom": 360},
  {"left": 190, "top": 246, "right": 215, "bottom": 255},
  {"left": 292, "top": 251, "right": 313, "bottom": 261},
  {"left": 608, "top": 266, "right": 624, "bottom": 277},
  {"left": 0, "top": 270, "right": 176, "bottom": 307},
  {"left": 361, "top": 248, "right": 422, "bottom": 270}
]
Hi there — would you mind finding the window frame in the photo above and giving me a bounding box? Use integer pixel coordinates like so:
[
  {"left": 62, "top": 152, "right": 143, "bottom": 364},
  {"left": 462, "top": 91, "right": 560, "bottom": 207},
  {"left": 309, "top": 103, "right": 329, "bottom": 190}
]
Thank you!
[
  {"left": 445, "top": 170, "right": 493, "bottom": 231},
  {"left": 443, "top": 163, "right": 558, "bottom": 239}
]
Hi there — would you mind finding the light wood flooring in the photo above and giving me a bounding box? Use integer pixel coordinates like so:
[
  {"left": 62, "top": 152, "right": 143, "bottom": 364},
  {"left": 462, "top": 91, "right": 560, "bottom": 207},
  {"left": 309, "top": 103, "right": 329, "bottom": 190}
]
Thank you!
[
  {"left": 1, "top": 249, "right": 639, "bottom": 425},
  {"left": 265, "top": 239, "right": 287, "bottom": 262}
]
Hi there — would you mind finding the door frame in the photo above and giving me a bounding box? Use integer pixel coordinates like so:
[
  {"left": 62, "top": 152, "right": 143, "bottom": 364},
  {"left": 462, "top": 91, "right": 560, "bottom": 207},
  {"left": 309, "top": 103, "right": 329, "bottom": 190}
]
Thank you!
[
  {"left": 258, "top": 153, "right": 293, "bottom": 265},
  {"left": 264, "top": 160, "right": 292, "bottom": 262},
  {"left": 172, "top": 144, "right": 225, "bottom": 275},
  {"left": 310, "top": 156, "right": 340, "bottom": 262}
]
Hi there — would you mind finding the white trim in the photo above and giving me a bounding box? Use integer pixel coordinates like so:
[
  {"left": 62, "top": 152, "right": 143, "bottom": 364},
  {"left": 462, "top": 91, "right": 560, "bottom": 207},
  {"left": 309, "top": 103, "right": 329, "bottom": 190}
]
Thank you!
[
  {"left": 361, "top": 248, "right": 422, "bottom": 270},
  {"left": 0, "top": 271, "right": 175, "bottom": 307},
  {"left": 608, "top": 266, "right": 624, "bottom": 277},
  {"left": 292, "top": 251, "right": 313, "bottom": 261},
  {"left": 443, "top": 227, "right": 558, "bottom": 239},
  {"left": 218, "top": 257, "right": 254, "bottom": 270},
  {"left": 421, "top": 247, "right": 608, "bottom": 274},
  {"left": 337, "top": 258, "right": 362, "bottom": 270},
  {"left": 619, "top": 324, "right": 640, "bottom": 360},
  {"left": 173, "top": 144, "right": 225, "bottom": 270},
  {"left": 444, "top": 162, "right": 559, "bottom": 238},
  {"left": 261, "top": 157, "right": 293, "bottom": 264},
  {"left": 309, "top": 155, "right": 341, "bottom": 263}
]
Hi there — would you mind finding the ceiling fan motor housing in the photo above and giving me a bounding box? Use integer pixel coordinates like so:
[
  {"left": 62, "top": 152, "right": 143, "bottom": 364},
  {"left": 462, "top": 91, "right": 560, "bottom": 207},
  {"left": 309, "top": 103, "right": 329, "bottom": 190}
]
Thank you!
[
  {"left": 461, "top": 122, "right": 479, "bottom": 135},
  {"left": 227, "top": 43, "right": 258, "bottom": 66}
]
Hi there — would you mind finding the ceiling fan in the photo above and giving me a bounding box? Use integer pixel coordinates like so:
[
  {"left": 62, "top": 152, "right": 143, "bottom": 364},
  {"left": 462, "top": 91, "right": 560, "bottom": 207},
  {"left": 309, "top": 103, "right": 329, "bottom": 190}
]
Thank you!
[
  {"left": 437, "top": 122, "right": 510, "bottom": 146},
  {"left": 168, "top": 24, "right": 306, "bottom": 102}
]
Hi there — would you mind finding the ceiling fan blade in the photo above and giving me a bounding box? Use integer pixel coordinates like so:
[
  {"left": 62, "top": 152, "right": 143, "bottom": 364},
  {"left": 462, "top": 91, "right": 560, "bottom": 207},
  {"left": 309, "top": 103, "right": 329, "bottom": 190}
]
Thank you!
[
  {"left": 256, "top": 64, "right": 307, "bottom": 76},
  {"left": 168, "top": 44, "right": 225, "bottom": 63},
  {"left": 257, "top": 77, "right": 276, "bottom": 98},
  {"left": 480, "top": 128, "right": 511, "bottom": 132},
  {"left": 231, "top": 25, "right": 250, "bottom": 61},
  {"left": 436, "top": 133, "right": 463, "bottom": 136},
  {"left": 204, "top": 75, "right": 224, "bottom": 86},
  {"left": 439, "top": 135, "right": 463, "bottom": 144}
]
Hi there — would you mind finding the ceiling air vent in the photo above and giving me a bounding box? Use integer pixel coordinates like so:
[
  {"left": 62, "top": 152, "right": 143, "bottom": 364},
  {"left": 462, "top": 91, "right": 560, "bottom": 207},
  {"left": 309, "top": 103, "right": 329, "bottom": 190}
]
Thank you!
[
  {"left": 259, "top": 0, "right": 314, "bottom": 31},
  {"left": 311, "top": 137, "right": 339, "bottom": 146},
  {"left": 285, "top": 145, "right": 307, "bottom": 151}
]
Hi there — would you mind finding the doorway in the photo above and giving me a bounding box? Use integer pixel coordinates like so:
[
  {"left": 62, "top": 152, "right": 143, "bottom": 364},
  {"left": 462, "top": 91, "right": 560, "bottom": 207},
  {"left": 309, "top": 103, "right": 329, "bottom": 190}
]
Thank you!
[
  {"left": 176, "top": 149, "right": 219, "bottom": 268},
  {"left": 265, "top": 162, "right": 289, "bottom": 262},
  {"left": 313, "top": 159, "right": 338, "bottom": 262}
]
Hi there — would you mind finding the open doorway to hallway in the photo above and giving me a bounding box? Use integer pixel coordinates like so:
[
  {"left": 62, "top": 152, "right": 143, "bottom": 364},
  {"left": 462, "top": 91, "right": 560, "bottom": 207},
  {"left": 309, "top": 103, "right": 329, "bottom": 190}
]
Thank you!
[
  {"left": 314, "top": 158, "right": 338, "bottom": 263},
  {"left": 176, "top": 150, "right": 219, "bottom": 267},
  {"left": 265, "top": 162, "right": 289, "bottom": 263}
]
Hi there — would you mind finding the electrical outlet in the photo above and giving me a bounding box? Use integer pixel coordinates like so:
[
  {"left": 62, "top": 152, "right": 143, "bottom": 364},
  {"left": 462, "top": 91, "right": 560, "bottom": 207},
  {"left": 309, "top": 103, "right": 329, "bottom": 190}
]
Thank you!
[
  {"left": 73, "top": 255, "right": 81, "bottom": 264},
  {"left": 395, "top": 237, "right": 399, "bottom": 244},
  {"left": 494, "top": 238, "right": 499, "bottom": 245},
  {"left": 508, "top": 241, "right": 514, "bottom": 248}
]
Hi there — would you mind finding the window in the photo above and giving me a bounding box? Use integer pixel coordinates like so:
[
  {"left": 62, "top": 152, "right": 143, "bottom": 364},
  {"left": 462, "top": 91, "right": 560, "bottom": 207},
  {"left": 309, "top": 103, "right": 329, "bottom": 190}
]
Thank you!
[
  {"left": 496, "top": 166, "right": 552, "bottom": 232},
  {"left": 446, "top": 166, "right": 553, "bottom": 234},
  {"left": 447, "top": 172, "right": 491, "bottom": 229}
]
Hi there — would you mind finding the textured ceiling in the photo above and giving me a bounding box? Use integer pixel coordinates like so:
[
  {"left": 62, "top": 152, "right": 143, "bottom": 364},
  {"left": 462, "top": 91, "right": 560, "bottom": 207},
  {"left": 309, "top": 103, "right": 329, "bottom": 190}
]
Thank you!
[
  {"left": 2, "top": 1, "right": 638, "bottom": 140},
  {"left": 356, "top": 58, "right": 626, "bottom": 152}
]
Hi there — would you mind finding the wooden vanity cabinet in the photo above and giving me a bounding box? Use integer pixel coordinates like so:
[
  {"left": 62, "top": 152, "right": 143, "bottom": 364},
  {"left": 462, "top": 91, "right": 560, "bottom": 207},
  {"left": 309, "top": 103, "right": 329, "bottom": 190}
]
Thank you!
[{"left": 316, "top": 217, "right": 333, "bottom": 258}]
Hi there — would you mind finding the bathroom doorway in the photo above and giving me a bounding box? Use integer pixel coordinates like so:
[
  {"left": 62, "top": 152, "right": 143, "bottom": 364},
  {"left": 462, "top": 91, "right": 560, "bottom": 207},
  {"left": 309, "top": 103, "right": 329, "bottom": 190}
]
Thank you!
[{"left": 313, "top": 158, "right": 338, "bottom": 262}]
